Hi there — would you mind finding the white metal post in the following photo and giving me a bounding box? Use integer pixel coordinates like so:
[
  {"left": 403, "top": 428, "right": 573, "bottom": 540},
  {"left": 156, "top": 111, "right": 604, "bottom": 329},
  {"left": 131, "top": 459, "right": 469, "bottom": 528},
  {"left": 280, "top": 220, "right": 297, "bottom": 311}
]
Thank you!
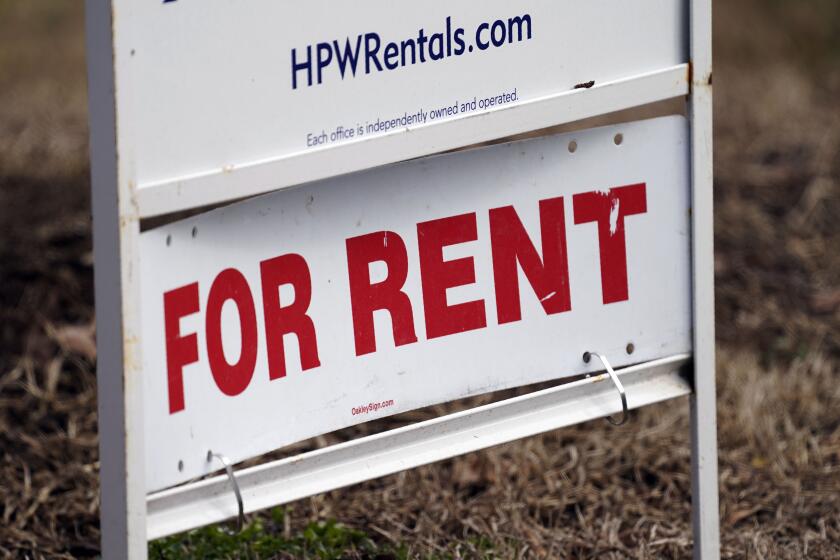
[
  {"left": 689, "top": 0, "right": 721, "bottom": 558},
  {"left": 86, "top": 0, "right": 148, "bottom": 558}
]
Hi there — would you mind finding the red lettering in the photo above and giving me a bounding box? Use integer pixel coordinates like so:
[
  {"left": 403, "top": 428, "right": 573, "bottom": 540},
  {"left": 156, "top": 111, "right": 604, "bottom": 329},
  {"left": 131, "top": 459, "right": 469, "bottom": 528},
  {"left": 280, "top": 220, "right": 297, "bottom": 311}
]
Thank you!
[
  {"left": 163, "top": 283, "right": 200, "bottom": 414},
  {"left": 573, "top": 183, "right": 647, "bottom": 304},
  {"left": 489, "top": 197, "right": 571, "bottom": 324},
  {"left": 205, "top": 268, "right": 259, "bottom": 396},
  {"left": 417, "top": 213, "right": 486, "bottom": 339},
  {"left": 260, "top": 254, "right": 321, "bottom": 379},
  {"left": 346, "top": 231, "right": 418, "bottom": 356}
]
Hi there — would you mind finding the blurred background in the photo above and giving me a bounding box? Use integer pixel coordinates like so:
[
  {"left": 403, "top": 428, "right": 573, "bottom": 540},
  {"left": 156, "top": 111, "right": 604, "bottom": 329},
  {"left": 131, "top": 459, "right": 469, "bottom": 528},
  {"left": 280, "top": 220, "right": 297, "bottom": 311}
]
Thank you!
[{"left": 0, "top": 0, "right": 838, "bottom": 558}]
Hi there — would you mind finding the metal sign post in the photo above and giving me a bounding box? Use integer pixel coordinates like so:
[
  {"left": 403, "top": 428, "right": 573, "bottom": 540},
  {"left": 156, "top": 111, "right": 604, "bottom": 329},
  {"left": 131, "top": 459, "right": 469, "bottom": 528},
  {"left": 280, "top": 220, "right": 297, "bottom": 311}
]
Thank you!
[
  {"left": 86, "top": 0, "right": 718, "bottom": 558},
  {"left": 688, "top": 1, "right": 721, "bottom": 558},
  {"left": 86, "top": 3, "right": 146, "bottom": 555}
]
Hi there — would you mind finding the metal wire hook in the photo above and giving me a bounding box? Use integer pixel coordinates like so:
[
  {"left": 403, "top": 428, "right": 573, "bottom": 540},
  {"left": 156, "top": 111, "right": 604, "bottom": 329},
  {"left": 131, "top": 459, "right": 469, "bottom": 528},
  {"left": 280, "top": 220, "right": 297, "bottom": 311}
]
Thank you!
[
  {"left": 207, "top": 451, "right": 245, "bottom": 531},
  {"left": 583, "top": 351, "right": 629, "bottom": 426}
]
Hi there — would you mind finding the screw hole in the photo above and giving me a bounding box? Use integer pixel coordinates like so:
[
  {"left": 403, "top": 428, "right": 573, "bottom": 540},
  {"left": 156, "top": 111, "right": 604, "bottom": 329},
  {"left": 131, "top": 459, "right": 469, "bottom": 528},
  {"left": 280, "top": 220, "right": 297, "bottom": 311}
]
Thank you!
[
  {"left": 166, "top": 234, "right": 172, "bottom": 247},
  {"left": 626, "top": 343, "right": 635, "bottom": 355},
  {"left": 614, "top": 133, "right": 624, "bottom": 146},
  {"left": 568, "top": 140, "right": 578, "bottom": 153},
  {"left": 191, "top": 226, "right": 198, "bottom": 238},
  {"left": 177, "top": 460, "right": 184, "bottom": 472},
  {"left": 582, "top": 351, "right": 591, "bottom": 364}
]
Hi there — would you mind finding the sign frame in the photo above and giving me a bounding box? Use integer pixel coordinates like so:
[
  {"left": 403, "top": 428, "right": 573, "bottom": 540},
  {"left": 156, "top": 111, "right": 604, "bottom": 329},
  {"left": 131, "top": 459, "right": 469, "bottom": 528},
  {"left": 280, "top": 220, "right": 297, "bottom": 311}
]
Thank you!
[{"left": 85, "top": 0, "right": 718, "bottom": 558}]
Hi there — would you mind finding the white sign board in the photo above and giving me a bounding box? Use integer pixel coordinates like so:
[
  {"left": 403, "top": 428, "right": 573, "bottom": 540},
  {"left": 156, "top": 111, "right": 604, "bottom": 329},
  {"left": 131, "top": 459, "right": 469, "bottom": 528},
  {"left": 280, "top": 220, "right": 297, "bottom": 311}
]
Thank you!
[
  {"left": 87, "top": 0, "right": 718, "bottom": 555},
  {"left": 113, "top": 0, "right": 686, "bottom": 214},
  {"left": 140, "top": 116, "right": 691, "bottom": 491}
]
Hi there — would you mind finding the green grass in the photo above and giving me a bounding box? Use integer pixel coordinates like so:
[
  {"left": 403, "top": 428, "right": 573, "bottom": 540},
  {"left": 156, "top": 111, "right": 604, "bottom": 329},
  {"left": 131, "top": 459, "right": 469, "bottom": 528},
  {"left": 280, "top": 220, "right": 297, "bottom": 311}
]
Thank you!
[
  {"left": 149, "top": 508, "right": 397, "bottom": 559},
  {"left": 148, "top": 508, "right": 506, "bottom": 559}
]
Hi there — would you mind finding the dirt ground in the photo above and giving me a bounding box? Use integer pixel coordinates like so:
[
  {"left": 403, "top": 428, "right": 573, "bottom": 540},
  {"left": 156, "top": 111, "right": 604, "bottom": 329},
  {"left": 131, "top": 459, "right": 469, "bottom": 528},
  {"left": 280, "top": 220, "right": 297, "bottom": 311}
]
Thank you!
[{"left": 0, "top": 1, "right": 838, "bottom": 558}]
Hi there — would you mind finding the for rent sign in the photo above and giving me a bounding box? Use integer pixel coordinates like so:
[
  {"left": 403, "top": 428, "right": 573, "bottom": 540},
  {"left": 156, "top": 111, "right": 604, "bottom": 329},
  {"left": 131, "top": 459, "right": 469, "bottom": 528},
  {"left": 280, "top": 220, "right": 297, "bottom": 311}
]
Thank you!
[
  {"left": 139, "top": 117, "right": 692, "bottom": 491},
  {"left": 88, "top": 0, "right": 718, "bottom": 552}
]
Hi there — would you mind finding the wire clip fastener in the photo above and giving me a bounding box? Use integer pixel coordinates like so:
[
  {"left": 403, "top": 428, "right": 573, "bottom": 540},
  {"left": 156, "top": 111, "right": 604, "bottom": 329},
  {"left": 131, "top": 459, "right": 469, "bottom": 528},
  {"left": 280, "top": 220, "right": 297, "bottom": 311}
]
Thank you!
[
  {"left": 207, "top": 451, "right": 245, "bottom": 531},
  {"left": 583, "top": 351, "right": 629, "bottom": 426}
]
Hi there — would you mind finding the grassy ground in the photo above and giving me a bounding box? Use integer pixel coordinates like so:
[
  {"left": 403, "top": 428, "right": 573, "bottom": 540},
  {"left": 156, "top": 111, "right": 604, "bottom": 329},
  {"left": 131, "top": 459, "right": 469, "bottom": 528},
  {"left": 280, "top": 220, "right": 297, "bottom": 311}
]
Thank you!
[{"left": 0, "top": 0, "right": 838, "bottom": 558}]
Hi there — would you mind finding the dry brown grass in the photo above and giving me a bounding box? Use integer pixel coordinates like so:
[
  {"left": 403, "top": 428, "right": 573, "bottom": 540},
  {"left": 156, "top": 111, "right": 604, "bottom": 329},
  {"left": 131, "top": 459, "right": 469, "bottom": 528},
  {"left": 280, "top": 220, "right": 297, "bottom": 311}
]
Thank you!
[{"left": 0, "top": 0, "right": 838, "bottom": 558}]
